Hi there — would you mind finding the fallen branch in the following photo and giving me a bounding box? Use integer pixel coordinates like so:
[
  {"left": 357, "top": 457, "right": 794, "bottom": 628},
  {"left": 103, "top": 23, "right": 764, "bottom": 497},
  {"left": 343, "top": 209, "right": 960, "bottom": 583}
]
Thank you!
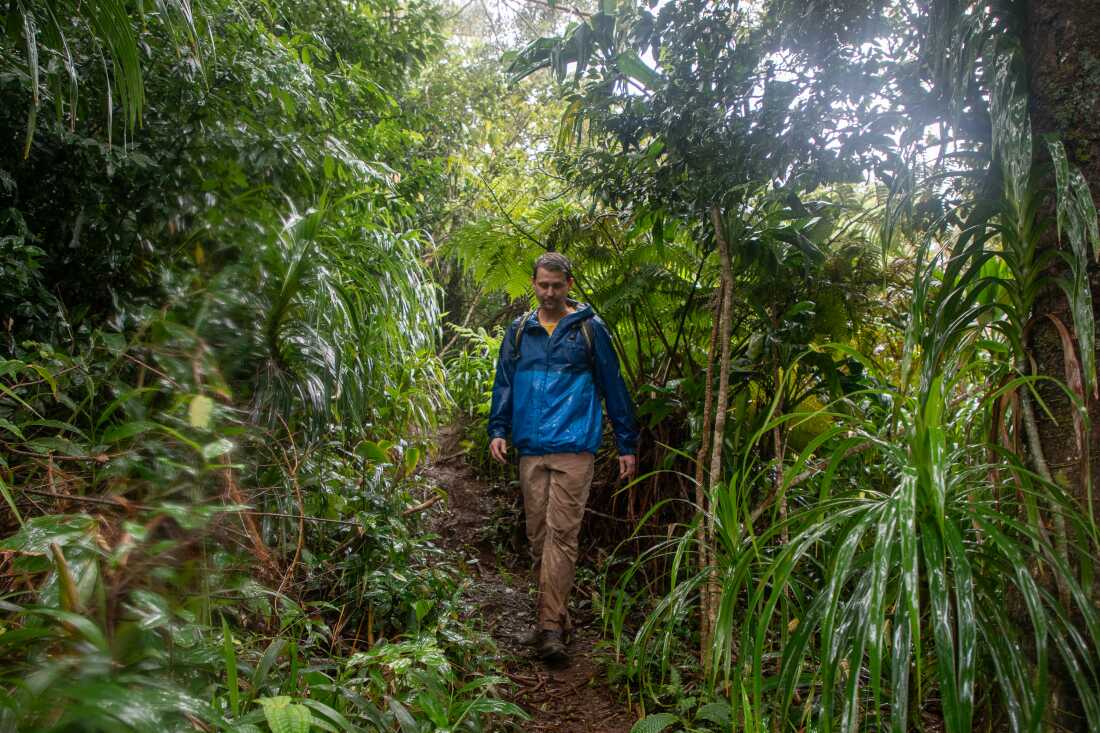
[
  {"left": 402, "top": 495, "right": 441, "bottom": 516},
  {"left": 242, "top": 511, "right": 360, "bottom": 527},
  {"left": 514, "top": 0, "right": 591, "bottom": 19},
  {"left": 20, "top": 488, "right": 134, "bottom": 508},
  {"left": 584, "top": 506, "right": 633, "bottom": 522},
  {"left": 433, "top": 449, "right": 469, "bottom": 464},
  {"left": 17, "top": 488, "right": 363, "bottom": 527}
]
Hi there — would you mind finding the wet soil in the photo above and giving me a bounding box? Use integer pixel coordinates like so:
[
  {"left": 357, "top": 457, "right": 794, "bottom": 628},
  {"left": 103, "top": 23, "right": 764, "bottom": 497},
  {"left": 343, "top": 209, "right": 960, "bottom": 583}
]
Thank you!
[{"left": 424, "top": 457, "right": 635, "bottom": 733}]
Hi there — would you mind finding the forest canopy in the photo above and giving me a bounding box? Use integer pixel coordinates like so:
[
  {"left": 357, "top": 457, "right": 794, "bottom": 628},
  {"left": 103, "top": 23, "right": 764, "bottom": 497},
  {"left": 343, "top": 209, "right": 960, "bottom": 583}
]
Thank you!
[{"left": 0, "top": 1, "right": 1098, "bottom": 732}]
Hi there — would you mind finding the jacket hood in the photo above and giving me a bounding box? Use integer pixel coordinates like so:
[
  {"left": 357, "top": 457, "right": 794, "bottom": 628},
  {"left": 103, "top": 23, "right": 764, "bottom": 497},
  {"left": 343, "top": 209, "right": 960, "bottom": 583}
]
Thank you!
[{"left": 521, "top": 300, "right": 594, "bottom": 329}]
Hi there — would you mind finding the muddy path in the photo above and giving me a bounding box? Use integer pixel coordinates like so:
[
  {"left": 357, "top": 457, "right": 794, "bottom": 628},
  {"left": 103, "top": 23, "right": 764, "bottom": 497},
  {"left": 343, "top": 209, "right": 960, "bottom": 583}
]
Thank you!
[{"left": 425, "top": 455, "right": 636, "bottom": 733}]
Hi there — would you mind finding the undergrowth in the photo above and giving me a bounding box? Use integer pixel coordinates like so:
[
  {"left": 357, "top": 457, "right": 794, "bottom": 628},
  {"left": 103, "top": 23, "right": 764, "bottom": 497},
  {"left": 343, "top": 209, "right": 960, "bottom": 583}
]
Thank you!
[{"left": 0, "top": 317, "right": 526, "bottom": 731}]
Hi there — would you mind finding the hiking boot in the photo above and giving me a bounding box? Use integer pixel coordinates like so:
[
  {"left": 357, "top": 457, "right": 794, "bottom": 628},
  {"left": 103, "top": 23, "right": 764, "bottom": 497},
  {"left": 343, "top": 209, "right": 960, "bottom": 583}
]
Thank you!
[
  {"left": 538, "top": 630, "right": 568, "bottom": 664},
  {"left": 520, "top": 626, "right": 573, "bottom": 646},
  {"left": 518, "top": 627, "right": 542, "bottom": 647}
]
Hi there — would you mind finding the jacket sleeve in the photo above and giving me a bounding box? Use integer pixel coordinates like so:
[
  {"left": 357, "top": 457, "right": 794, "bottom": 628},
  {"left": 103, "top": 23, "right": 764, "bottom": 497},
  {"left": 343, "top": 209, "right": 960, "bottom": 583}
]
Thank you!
[
  {"left": 487, "top": 322, "right": 517, "bottom": 440},
  {"left": 591, "top": 318, "right": 639, "bottom": 455}
]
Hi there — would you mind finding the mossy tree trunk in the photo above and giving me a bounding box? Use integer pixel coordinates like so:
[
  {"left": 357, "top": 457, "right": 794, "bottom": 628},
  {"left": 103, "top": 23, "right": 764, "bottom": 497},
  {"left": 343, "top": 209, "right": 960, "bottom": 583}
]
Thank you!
[
  {"left": 1023, "top": 4, "right": 1100, "bottom": 728},
  {"left": 1024, "top": 0, "right": 1100, "bottom": 531}
]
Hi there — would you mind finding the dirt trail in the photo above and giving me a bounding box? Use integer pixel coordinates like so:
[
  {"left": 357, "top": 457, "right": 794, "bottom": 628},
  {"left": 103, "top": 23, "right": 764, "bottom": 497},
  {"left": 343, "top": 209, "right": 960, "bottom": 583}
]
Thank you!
[{"left": 425, "top": 456, "right": 635, "bottom": 733}]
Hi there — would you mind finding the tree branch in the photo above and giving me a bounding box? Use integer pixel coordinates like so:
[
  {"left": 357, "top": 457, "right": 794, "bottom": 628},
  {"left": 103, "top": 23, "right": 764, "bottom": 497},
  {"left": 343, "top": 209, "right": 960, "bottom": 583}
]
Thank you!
[{"left": 507, "top": 0, "right": 591, "bottom": 20}]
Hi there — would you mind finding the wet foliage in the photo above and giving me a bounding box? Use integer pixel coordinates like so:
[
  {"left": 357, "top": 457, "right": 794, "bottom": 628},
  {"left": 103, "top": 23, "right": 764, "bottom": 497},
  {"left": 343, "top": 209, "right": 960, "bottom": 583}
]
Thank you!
[{"left": 2, "top": 1, "right": 1099, "bottom": 732}]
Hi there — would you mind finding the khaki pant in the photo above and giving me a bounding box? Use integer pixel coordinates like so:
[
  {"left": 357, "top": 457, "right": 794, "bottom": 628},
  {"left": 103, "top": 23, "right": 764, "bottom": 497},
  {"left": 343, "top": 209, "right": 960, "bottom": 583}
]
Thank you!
[{"left": 518, "top": 452, "right": 595, "bottom": 631}]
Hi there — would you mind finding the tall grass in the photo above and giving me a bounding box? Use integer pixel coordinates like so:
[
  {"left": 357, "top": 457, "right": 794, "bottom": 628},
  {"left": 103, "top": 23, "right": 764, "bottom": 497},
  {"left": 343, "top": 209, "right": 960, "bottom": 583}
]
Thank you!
[{"left": 607, "top": 226, "right": 1100, "bottom": 730}]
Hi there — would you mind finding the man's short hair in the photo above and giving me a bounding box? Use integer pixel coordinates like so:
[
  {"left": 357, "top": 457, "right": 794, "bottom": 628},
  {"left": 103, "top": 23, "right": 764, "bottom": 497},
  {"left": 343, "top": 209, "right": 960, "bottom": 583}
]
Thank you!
[{"left": 532, "top": 252, "right": 573, "bottom": 279}]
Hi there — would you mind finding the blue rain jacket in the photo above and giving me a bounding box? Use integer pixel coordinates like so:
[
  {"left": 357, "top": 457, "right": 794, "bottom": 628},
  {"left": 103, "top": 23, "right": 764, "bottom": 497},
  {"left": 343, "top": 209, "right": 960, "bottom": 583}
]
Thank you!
[{"left": 488, "top": 303, "right": 638, "bottom": 457}]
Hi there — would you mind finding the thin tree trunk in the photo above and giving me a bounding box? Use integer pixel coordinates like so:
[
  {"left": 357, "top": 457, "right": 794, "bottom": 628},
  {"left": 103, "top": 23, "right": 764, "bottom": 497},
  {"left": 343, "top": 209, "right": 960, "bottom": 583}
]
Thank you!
[
  {"left": 1020, "top": 385, "right": 1071, "bottom": 606},
  {"left": 773, "top": 422, "right": 786, "bottom": 540},
  {"left": 440, "top": 286, "right": 483, "bottom": 356},
  {"left": 703, "top": 205, "right": 736, "bottom": 679},
  {"left": 630, "top": 304, "right": 645, "bottom": 372},
  {"left": 772, "top": 344, "right": 787, "bottom": 540},
  {"left": 694, "top": 281, "right": 723, "bottom": 669}
]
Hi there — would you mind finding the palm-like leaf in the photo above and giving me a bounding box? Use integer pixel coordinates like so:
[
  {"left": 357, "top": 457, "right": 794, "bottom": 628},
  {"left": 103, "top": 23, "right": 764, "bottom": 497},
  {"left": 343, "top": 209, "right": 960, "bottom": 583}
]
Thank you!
[
  {"left": 251, "top": 198, "right": 446, "bottom": 439},
  {"left": 4, "top": 0, "right": 202, "bottom": 152}
]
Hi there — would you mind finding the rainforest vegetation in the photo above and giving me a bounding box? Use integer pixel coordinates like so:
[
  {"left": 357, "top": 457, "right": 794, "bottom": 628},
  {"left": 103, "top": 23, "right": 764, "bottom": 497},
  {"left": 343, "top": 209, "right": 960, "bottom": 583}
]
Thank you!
[{"left": 1, "top": 0, "right": 1099, "bottom": 731}]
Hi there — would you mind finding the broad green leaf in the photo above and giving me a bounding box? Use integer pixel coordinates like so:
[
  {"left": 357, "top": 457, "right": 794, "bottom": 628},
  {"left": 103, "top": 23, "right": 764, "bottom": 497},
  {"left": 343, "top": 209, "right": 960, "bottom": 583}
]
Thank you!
[
  {"left": 0, "top": 418, "right": 25, "bottom": 439},
  {"left": 189, "top": 395, "right": 215, "bottom": 429},
  {"left": 694, "top": 702, "right": 731, "bottom": 725},
  {"left": 386, "top": 696, "right": 418, "bottom": 733},
  {"left": 0, "top": 514, "right": 95, "bottom": 553},
  {"left": 403, "top": 446, "right": 421, "bottom": 474},
  {"left": 0, "top": 475, "right": 23, "bottom": 527},
  {"left": 412, "top": 599, "right": 433, "bottom": 625},
  {"left": 252, "top": 638, "right": 288, "bottom": 694},
  {"left": 615, "top": 50, "right": 660, "bottom": 88},
  {"left": 781, "top": 300, "right": 815, "bottom": 321},
  {"left": 222, "top": 617, "right": 240, "bottom": 716},
  {"left": 630, "top": 713, "right": 679, "bottom": 733},
  {"left": 24, "top": 418, "right": 86, "bottom": 438},
  {"left": 357, "top": 440, "right": 389, "bottom": 463},
  {"left": 259, "top": 697, "right": 312, "bottom": 733},
  {"left": 202, "top": 438, "right": 234, "bottom": 461},
  {"left": 301, "top": 699, "right": 356, "bottom": 731},
  {"left": 24, "top": 606, "right": 108, "bottom": 650},
  {"left": 415, "top": 690, "right": 448, "bottom": 727},
  {"left": 102, "top": 420, "right": 159, "bottom": 444},
  {"left": 463, "top": 696, "right": 528, "bottom": 719},
  {"left": 26, "top": 436, "right": 87, "bottom": 457}
]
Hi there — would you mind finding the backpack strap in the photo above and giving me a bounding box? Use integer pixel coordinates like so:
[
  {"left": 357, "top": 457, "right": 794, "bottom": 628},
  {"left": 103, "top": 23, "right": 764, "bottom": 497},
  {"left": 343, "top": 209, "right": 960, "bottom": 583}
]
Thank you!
[
  {"left": 580, "top": 320, "right": 601, "bottom": 397},
  {"left": 579, "top": 319, "right": 594, "bottom": 358},
  {"left": 511, "top": 308, "right": 538, "bottom": 361}
]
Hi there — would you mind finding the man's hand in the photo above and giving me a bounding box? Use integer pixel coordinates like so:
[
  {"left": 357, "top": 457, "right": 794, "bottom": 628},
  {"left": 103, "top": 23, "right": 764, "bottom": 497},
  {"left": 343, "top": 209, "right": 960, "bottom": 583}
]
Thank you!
[
  {"left": 490, "top": 437, "right": 509, "bottom": 464},
  {"left": 618, "top": 454, "right": 637, "bottom": 481}
]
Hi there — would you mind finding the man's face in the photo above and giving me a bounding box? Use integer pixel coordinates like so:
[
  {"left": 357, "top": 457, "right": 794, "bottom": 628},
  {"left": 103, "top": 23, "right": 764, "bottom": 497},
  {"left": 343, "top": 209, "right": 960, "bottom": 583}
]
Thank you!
[{"left": 532, "top": 267, "right": 573, "bottom": 311}]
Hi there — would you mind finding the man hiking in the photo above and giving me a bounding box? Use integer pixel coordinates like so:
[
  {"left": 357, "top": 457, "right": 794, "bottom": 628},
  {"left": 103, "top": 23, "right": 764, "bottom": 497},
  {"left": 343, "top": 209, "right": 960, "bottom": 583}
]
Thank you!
[{"left": 488, "top": 252, "right": 639, "bottom": 664}]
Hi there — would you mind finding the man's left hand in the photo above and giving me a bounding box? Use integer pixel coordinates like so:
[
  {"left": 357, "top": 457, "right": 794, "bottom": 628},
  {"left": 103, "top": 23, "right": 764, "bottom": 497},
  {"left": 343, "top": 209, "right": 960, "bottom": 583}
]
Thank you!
[{"left": 618, "top": 454, "right": 637, "bottom": 481}]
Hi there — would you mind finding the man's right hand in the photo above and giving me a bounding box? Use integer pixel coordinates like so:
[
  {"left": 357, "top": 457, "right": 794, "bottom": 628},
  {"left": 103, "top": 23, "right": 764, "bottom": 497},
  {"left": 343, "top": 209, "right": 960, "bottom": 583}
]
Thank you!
[{"left": 490, "top": 437, "right": 509, "bottom": 464}]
